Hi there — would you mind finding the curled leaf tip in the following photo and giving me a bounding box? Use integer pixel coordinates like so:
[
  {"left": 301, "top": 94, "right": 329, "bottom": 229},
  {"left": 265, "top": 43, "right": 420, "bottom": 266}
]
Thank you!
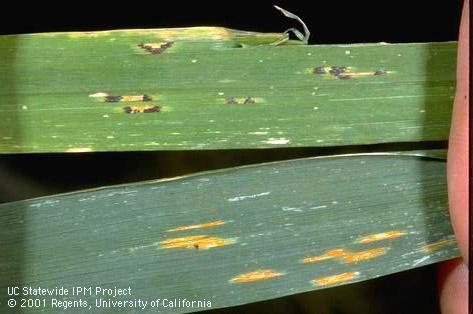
[{"left": 273, "top": 5, "right": 310, "bottom": 45}]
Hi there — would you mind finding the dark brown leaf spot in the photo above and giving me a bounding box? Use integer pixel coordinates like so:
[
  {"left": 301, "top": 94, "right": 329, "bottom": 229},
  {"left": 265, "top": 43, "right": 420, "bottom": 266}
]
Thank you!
[
  {"left": 313, "top": 66, "right": 327, "bottom": 74},
  {"left": 122, "top": 105, "right": 161, "bottom": 114},
  {"left": 243, "top": 97, "right": 256, "bottom": 104},
  {"left": 226, "top": 97, "right": 239, "bottom": 104},
  {"left": 105, "top": 95, "right": 123, "bottom": 102},
  {"left": 138, "top": 42, "right": 174, "bottom": 55}
]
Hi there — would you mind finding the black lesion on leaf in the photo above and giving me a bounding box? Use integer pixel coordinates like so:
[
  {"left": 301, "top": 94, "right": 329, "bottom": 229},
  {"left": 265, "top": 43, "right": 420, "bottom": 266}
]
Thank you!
[
  {"left": 313, "top": 66, "right": 327, "bottom": 74},
  {"left": 243, "top": 97, "right": 256, "bottom": 104},
  {"left": 312, "top": 65, "right": 388, "bottom": 79},
  {"left": 138, "top": 42, "right": 174, "bottom": 54},
  {"left": 313, "top": 66, "right": 348, "bottom": 79},
  {"left": 122, "top": 105, "right": 162, "bottom": 114},
  {"left": 374, "top": 69, "right": 387, "bottom": 75},
  {"left": 142, "top": 94, "right": 153, "bottom": 102},
  {"left": 225, "top": 97, "right": 239, "bottom": 104},
  {"left": 225, "top": 97, "right": 257, "bottom": 105},
  {"left": 122, "top": 106, "right": 133, "bottom": 114},
  {"left": 329, "top": 66, "right": 347, "bottom": 76},
  {"left": 143, "top": 106, "right": 161, "bottom": 113},
  {"left": 105, "top": 95, "right": 123, "bottom": 102},
  {"left": 160, "top": 42, "right": 174, "bottom": 49}
]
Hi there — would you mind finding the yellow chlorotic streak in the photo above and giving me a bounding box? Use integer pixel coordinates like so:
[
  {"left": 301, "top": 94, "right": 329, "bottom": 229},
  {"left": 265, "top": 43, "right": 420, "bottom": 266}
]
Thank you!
[
  {"left": 229, "top": 270, "right": 284, "bottom": 283},
  {"left": 342, "top": 248, "right": 387, "bottom": 264},
  {"left": 160, "top": 235, "right": 206, "bottom": 245},
  {"left": 356, "top": 231, "right": 407, "bottom": 244},
  {"left": 302, "top": 248, "right": 387, "bottom": 264},
  {"left": 122, "top": 96, "right": 151, "bottom": 102},
  {"left": 312, "top": 272, "right": 360, "bottom": 286},
  {"left": 422, "top": 239, "right": 457, "bottom": 253},
  {"left": 302, "top": 249, "right": 345, "bottom": 263},
  {"left": 139, "top": 43, "right": 166, "bottom": 49},
  {"left": 65, "top": 147, "right": 93, "bottom": 153},
  {"left": 342, "top": 72, "right": 378, "bottom": 77},
  {"left": 125, "top": 27, "right": 233, "bottom": 40},
  {"left": 159, "top": 235, "right": 236, "bottom": 250},
  {"left": 167, "top": 220, "right": 226, "bottom": 232},
  {"left": 38, "top": 27, "right": 231, "bottom": 40},
  {"left": 104, "top": 94, "right": 153, "bottom": 103},
  {"left": 68, "top": 31, "right": 113, "bottom": 38},
  {"left": 38, "top": 27, "right": 285, "bottom": 41},
  {"left": 89, "top": 92, "right": 109, "bottom": 97}
]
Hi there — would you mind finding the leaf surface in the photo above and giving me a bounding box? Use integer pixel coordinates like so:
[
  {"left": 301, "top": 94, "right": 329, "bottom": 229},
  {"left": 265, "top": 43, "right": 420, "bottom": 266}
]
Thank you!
[
  {"left": 0, "top": 154, "right": 459, "bottom": 313},
  {"left": 0, "top": 28, "right": 456, "bottom": 153}
]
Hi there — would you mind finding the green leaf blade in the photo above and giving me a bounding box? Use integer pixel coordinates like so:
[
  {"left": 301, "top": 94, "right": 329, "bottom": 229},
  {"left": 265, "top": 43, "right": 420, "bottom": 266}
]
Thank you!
[
  {"left": 0, "top": 28, "right": 456, "bottom": 153},
  {"left": 0, "top": 154, "right": 459, "bottom": 312}
]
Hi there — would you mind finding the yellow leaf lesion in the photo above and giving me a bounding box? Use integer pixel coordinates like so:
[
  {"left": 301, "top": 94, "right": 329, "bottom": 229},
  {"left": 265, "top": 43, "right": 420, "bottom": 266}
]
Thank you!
[
  {"left": 65, "top": 147, "right": 93, "bottom": 153},
  {"left": 36, "top": 27, "right": 232, "bottom": 40},
  {"left": 229, "top": 269, "right": 284, "bottom": 284},
  {"left": 302, "top": 249, "right": 346, "bottom": 263},
  {"left": 312, "top": 271, "right": 360, "bottom": 286},
  {"left": 68, "top": 31, "right": 112, "bottom": 38},
  {"left": 302, "top": 248, "right": 387, "bottom": 264},
  {"left": 125, "top": 27, "right": 233, "bottom": 41},
  {"left": 355, "top": 231, "right": 407, "bottom": 244},
  {"left": 422, "top": 239, "right": 456, "bottom": 253},
  {"left": 33, "top": 27, "right": 289, "bottom": 45},
  {"left": 159, "top": 235, "right": 236, "bottom": 250},
  {"left": 102, "top": 94, "right": 154, "bottom": 103},
  {"left": 342, "top": 248, "right": 387, "bottom": 263},
  {"left": 167, "top": 220, "right": 226, "bottom": 232}
]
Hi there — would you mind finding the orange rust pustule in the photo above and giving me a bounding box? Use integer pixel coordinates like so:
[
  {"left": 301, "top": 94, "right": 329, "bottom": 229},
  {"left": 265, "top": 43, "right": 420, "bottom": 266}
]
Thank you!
[
  {"left": 122, "top": 95, "right": 152, "bottom": 102},
  {"left": 229, "top": 269, "right": 284, "bottom": 284},
  {"left": 160, "top": 235, "right": 206, "bottom": 245},
  {"left": 342, "top": 248, "right": 387, "bottom": 264},
  {"left": 302, "top": 249, "right": 345, "bottom": 263},
  {"left": 167, "top": 220, "right": 226, "bottom": 232},
  {"left": 356, "top": 231, "right": 407, "bottom": 244},
  {"left": 312, "top": 271, "right": 359, "bottom": 286},
  {"left": 302, "top": 248, "right": 387, "bottom": 264},
  {"left": 159, "top": 235, "right": 236, "bottom": 250},
  {"left": 422, "top": 239, "right": 457, "bottom": 253}
]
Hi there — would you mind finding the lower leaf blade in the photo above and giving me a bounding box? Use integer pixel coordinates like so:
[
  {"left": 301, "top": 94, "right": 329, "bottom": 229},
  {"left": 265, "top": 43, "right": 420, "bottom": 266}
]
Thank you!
[{"left": 0, "top": 154, "right": 459, "bottom": 312}]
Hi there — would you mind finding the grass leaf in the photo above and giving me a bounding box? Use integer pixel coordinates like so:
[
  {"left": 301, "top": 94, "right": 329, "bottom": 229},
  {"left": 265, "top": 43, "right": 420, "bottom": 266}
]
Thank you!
[
  {"left": 0, "top": 153, "right": 458, "bottom": 313},
  {"left": 0, "top": 28, "right": 456, "bottom": 153}
]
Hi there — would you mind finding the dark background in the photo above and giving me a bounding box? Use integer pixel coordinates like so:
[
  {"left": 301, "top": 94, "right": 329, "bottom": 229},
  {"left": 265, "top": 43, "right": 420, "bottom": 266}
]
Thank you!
[
  {"left": 0, "top": 1, "right": 462, "bottom": 44},
  {"left": 0, "top": 1, "right": 464, "bottom": 313}
]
